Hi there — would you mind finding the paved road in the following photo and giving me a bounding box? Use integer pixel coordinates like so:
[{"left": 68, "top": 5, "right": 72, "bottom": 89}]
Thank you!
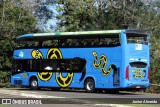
[
  {"left": 0, "top": 88, "right": 160, "bottom": 107},
  {"left": 3, "top": 88, "right": 158, "bottom": 98},
  {"left": 0, "top": 92, "right": 103, "bottom": 107},
  {"left": 0, "top": 88, "right": 124, "bottom": 107}
]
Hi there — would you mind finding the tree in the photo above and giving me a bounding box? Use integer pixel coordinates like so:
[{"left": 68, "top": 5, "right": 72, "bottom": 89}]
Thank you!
[
  {"left": 0, "top": 0, "right": 38, "bottom": 71},
  {"left": 128, "top": 0, "right": 160, "bottom": 86},
  {"left": 56, "top": 0, "right": 144, "bottom": 31},
  {"left": 56, "top": 0, "right": 95, "bottom": 31},
  {"left": 34, "top": 0, "right": 57, "bottom": 31},
  {"left": 56, "top": 0, "right": 160, "bottom": 92}
]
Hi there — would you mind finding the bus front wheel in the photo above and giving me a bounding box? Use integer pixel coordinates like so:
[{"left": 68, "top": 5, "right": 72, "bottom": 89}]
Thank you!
[
  {"left": 84, "top": 79, "right": 95, "bottom": 93},
  {"left": 30, "top": 78, "right": 38, "bottom": 90}
]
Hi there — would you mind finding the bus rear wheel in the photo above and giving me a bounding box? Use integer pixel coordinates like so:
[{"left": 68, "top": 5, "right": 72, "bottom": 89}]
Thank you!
[
  {"left": 84, "top": 79, "right": 95, "bottom": 93},
  {"left": 30, "top": 78, "right": 38, "bottom": 90}
]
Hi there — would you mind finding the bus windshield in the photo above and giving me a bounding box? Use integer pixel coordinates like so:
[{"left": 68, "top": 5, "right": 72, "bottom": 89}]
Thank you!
[{"left": 127, "top": 34, "right": 148, "bottom": 45}]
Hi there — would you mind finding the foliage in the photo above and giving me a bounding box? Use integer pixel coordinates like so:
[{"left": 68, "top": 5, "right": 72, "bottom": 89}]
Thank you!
[
  {"left": 0, "top": 71, "right": 11, "bottom": 87},
  {"left": 55, "top": 0, "right": 160, "bottom": 92},
  {"left": 33, "top": 0, "right": 57, "bottom": 31},
  {"left": 56, "top": 0, "right": 97, "bottom": 31},
  {"left": 0, "top": 0, "right": 38, "bottom": 71},
  {"left": 130, "top": 1, "right": 160, "bottom": 86},
  {"left": 56, "top": 0, "right": 144, "bottom": 31}
]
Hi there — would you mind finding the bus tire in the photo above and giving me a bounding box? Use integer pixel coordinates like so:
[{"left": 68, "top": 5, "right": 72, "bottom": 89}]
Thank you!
[
  {"left": 30, "top": 78, "right": 38, "bottom": 90},
  {"left": 84, "top": 79, "right": 95, "bottom": 93}
]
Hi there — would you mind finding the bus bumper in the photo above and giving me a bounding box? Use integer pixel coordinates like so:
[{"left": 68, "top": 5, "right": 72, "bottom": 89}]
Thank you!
[
  {"left": 11, "top": 77, "right": 28, "bottom": 86},
  {"left": 122, "top": 80, "right": 150, "bottom": 89}
]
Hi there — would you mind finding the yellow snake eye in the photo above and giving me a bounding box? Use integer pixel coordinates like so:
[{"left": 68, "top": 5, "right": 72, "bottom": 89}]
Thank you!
[{"left": 92, "top": 52, "right": 97, "bottom": 56}]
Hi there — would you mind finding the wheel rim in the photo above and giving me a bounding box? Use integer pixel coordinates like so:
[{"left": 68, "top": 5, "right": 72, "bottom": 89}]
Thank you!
[
  {"left": 86, "top": 81, "right": 93, "bottom": 91},
  {"left": 32, "top": 80, "right": 37, "bottom": 87}
]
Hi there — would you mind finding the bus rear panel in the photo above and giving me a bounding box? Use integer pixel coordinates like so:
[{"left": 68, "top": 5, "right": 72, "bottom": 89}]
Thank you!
[{"left": 122, "top": 30, "right": 150, "bottom": 90}]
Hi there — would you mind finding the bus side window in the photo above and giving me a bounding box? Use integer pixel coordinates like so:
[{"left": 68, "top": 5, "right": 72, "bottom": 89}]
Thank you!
[
  {"left": 21, "top": 60, "right": 28, "bottom": 71},
  {"left": 82, "top": 40, "right": 87, "bottom": 46},
  {"left": 99, "top": 38, "right": 104, "bottom": 46},
  {"left": 39, "top": 41, "right": 43, "bottom": 47},
  {"left": 50, "top": 60, "right": 58, "bottom": 70},
  {"left": 16, "top": 61, "right": 22, "bottom": 72},
  {"left": 29, "top": 60, "right": 32, "bottom": 71},
  {"left": 91, "top": 38, "right": 99, "bottom": 46}
]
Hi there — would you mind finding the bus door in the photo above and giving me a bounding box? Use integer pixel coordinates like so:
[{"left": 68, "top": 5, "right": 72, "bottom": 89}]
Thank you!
[{"left": 113, "top": 67, "right": 120, "bottom": 86}]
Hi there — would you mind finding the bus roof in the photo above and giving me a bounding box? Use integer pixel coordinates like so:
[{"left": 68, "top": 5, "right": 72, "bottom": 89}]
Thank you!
[
  {"left": 17, "top": 30, "right": 122, "bottom": 41},
  {"left": 17, "top": 30, "right": 147, "bottom": 41}
]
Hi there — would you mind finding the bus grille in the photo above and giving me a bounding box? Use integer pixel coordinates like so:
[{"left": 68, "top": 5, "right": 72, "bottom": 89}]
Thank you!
[{"left": 14, "top": 80, "right": 22, "bottom": 85}]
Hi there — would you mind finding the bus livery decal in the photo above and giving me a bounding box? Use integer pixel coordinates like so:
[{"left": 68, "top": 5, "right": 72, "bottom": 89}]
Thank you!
[
  {"left": 132, "top": 68, "right": 145, "bottom": 78},
  {"left": 31, "top": 49, "right": 43, "bottom": 59},
  {"left": 47, "top": 48, "right": 62, "bottom": 59},
  {"left": 56, "top": 72, "right": 74, "bottom": 88},
  {"left": 32, "top": 49, "right": 53, "bottom": 81},
  {"left": 92, "top": 51, "right": 113, "bottom": 76},
  {"left": 47, "top": 48, "right": 74, "bottom": 88}
]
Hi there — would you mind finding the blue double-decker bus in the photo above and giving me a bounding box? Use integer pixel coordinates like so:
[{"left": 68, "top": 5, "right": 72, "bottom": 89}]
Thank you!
[{"left": 11, "top": 30, "right": 150, "bottom": 93}]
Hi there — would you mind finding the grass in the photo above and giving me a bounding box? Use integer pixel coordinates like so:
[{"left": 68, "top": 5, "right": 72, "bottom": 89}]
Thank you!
[
  {"left": 127, "top": 104, "right": 160, "bottom": 107},
  {"left": 0, "top": 105, "right": 10, "bottom": 107}
]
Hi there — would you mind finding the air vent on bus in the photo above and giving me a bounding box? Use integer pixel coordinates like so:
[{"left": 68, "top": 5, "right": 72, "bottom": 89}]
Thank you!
[{"left": 129, "top": 62, "right": 147, "bottom": 68}]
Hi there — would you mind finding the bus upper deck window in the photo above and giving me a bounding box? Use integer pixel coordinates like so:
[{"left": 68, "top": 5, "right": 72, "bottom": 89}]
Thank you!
[{"left": 127, "top": 35, "right": 148, "bottom": 45}]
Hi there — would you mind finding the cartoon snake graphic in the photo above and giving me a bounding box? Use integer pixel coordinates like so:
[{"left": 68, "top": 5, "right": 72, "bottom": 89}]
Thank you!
[{"left": 92, "top": 51, "right": 114, "bottom": 76}]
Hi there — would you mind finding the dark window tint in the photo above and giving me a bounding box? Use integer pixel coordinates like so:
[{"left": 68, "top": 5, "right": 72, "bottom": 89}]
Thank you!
[
  {"left": 127, "top": 34, "right": 148, "bottom": 45},
  {"left": 12, "top": 58, "right": 86, "bottom": 72},
  {"left": 130, "top": 62, "right": 147, "bottom": 68},
  {"left": 16, "top": 34, "right": 121, "bottom": 48}
]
